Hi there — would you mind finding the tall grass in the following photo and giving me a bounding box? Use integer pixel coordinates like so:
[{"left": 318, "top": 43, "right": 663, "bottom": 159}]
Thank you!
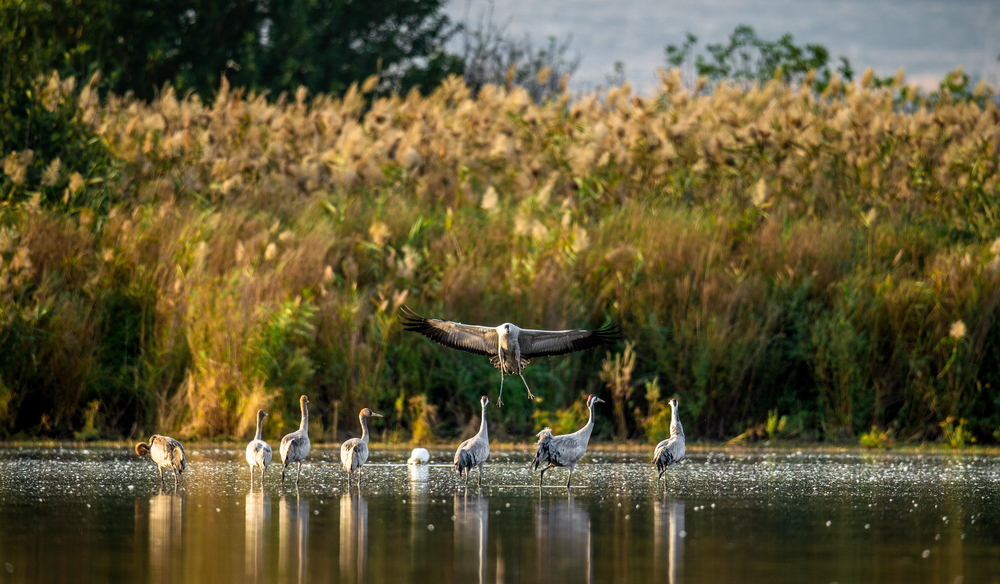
[{"left": 1, "top": 68, "right": 998, "bottom": 444}]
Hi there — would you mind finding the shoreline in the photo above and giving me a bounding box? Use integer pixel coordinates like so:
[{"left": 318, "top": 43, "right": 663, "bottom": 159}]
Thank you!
[{"left": 2, "top": 439, "right": 997, "bottom": 456}]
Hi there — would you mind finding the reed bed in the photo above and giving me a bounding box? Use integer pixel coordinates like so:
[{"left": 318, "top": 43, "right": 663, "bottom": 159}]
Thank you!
[{"left": 1, "top": 69, "right": 998, "bottom": 445}]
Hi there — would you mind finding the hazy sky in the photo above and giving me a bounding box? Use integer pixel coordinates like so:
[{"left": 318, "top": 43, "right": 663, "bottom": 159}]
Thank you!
[{"left": 444, "top": 0, "right": 1000, "bottom": 93}]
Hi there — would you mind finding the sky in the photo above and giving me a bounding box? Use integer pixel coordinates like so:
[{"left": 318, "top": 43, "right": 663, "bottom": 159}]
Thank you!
[{"left": 443, "top": 0, "right": 1000, "bottom": 94}]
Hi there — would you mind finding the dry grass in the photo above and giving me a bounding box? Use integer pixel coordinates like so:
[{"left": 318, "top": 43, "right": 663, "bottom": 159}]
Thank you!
[{"left": 1, "top": 69, "right": 998, "bottom": 443}]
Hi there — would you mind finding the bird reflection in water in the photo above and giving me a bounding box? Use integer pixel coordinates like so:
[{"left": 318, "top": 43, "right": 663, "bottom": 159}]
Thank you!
[
  {"left": 340, "top": 490, "right": 368, "bottom": 584},
  {"left": 279, "top": 493, "right": 309, "bottom": 584},
  {"left": 408, "top": 464, "right": 430, "bottom": 551},
  {"left": 245, "top": 491, "right": 270, "bottom": 583},
  {"left": 654, "top": 498, "right": 685, "bottom": 584},
  {"left": 454, "top": 490, "right": 488, "bottom": 584},
  {"left": 147, "top": 491, "right": 185, "bottom": 584},
  {"left": 535, "top": 493, "right": 591, "bottom": 583}
]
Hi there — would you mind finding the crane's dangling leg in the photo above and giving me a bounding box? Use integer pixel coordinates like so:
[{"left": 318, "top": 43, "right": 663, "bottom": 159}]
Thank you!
[
  {"left": 539, "top": 465, "right": 550, "bottom": 488},
  {"left": 497, "top": 373, "right": 505, "bottom": 407},
  {"left": 518, "top": 373, "right": 536, "bottom": 401}
]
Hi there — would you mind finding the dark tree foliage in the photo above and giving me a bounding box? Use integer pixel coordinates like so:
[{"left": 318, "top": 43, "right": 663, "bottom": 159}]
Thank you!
[
  {"left": 259, "top": 0, "right": 462, "bottom": 96},
  {"left": 2, "top": 0, "right": 459, "bottom": 102},
  {"left": 666, "top": 25, "right": 855, "bottom": 91}
]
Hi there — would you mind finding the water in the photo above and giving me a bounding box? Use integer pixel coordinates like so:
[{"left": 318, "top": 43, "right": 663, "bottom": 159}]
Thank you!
[
  {"left": 1, "top": 447, "right": 998, "bottom": 583},
  {"left": 444, "top": 0, "right": 1000, "bottom": 93}
]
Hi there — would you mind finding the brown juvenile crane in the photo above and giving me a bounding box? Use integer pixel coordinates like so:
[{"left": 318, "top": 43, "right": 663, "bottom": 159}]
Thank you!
[{"left": 135, "top": 435, "right": 186, "bottom": 490}]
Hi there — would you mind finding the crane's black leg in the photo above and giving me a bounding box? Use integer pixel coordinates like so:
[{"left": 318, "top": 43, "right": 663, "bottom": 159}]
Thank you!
[
  {"left": 295, "top": 461, "right": 302, "bottom": 486},
  {"left": 566, "top": 466, "right": 573, "bottom": 489},
  {"left": 158, "top": 466, "right": 164, "bottom": 487},
  {"left": 174, "top": 470, "right": 179, "bottom": 491},
  {"left": 518, "top": 374, "right": 536, "bottom": 401},
  {"left": 281, "top": 464, "right": 287, "bottom": 487},
  {"left": 250, "top": 466, "right": 255, "bottom": 490},
  {"left": 478, "top": 465, "right": 483, "bottom": 486}
]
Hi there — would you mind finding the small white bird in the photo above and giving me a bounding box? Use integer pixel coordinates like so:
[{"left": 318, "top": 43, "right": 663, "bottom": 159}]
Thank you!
[
  {"left": 340, "top": 408, "right": 384, "bottom": 487},
  {"left": 532, "top": 394, "right": 604, "bottom": 488},
  {"left": 135, "top": 435, "right": 186, "bottom": 490},
  {"left": 454, "top": 395, "right": 490, "bottom": 486},
  {"left": 407, "top": 448, "right": 431, "bottom": 465},
  {"left": 246, "top": 409, "right": 273, "bottom": 489},
  {"left": 653, "top": 398, "right": 686, "bottom": 484},
  {"left": 280, "top": 395, "right": 311, "bottom": 487},
  {"left": 400, "top": 307, "right": 621, "bottom": 406}
]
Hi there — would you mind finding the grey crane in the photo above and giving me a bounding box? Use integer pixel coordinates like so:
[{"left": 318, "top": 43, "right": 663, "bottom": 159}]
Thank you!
[
  {"left": 454, "top": 395, "right": 491, "bottom": 486},
  {"left": 400, "top": 306, "right": 621, "bottom": 406},
  {"left": 280, "top": 395, "right": 311, "bottom": 487},
  {"left": 532, "top": 394, "right": 604, "bottom": 488},
  {"left": 135, "top": 434, "right": 186, "bottom": 490},
  {"left": 246, "top": 409, "right": 273, "bottom": 489},
  {"left": 340, "top": 408, "right": 384, "bottom": 487},
  {"left": 653, "top": 398, "right": 685, "bottom": 484}
]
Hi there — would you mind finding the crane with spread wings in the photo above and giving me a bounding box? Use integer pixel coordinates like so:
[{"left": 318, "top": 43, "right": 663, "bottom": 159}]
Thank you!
[{"left": 400, "top": 306, "right": 621, "bottom": 406}]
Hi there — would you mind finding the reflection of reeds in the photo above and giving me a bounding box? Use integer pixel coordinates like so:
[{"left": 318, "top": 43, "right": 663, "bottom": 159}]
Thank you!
[{"left": 2, "top": 70, "right": 999, "bottom": 443}]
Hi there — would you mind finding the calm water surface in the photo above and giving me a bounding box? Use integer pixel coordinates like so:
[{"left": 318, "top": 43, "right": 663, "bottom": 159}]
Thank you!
[{"left": 1, "top": 447, "right": 998, "bottom": 583}]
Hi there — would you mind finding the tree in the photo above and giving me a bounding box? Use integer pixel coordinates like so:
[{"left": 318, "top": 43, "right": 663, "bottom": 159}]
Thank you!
[
  {"left": 666, "top": 25, "right": 854, "bottom": 91},
  {"left": 2, "top": 0, "right": 460, "bottom": 101}
]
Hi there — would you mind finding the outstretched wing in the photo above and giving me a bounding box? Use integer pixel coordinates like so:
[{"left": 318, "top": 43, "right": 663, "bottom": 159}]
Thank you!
[
  {"left": 399, "top": 306, "right": 498, "bottom": 357},
  {"left": 519, "top": 322, "right": 621, "bottom": 358}
]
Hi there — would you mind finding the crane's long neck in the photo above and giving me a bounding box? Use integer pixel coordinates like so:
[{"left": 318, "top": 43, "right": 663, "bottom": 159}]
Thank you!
[
  {"left": 670, "top": 404, "right": 684, "bottom": 439},
  {"left": 299, "top": 401, "right": 309, "bottom": 433},
  {"left": 254, "top": 413, "right": 264, "bottom": 441},
  {"left": 478, "top": 403, "right": 488, "bottom": 440},
  {"left": 360, "top": 414, "right": 370, "bottom": 444}
]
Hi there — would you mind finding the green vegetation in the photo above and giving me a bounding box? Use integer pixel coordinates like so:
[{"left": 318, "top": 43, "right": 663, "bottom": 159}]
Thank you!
[{"left": 1, "top": 11, "right": 999, "bottom": 445}]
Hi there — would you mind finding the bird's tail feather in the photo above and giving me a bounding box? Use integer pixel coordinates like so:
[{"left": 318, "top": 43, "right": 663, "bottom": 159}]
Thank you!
[
  {"left": 531, "top": 428, "right": 554, "bottom": 469},
  {"left": 343, "top": 443, "right": 359, "bottom": 473},
  {"left": 455, "top": 449, "right": 471, "bottom": 474}
]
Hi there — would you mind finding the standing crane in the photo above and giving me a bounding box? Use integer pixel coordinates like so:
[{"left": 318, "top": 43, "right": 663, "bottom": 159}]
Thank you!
[
  {"left": 246, "top": 409, "right": 273, "bottom": 489},
  {"left": 280, "top": 395, "right": 311, "bottom": 487},
  {"left": 532, "top": 394, "right": 604, "bottom": 488},
  {"left": 400, "top": 307, "right": 621, "bottom": 406},
  {"left": 653, "top": 398, "right": 685, "bottom": 484},
  {"left": 340, "top": 408, "right": 384, "bottom": 487},
  {"left": 135, "top": 435, "right": 186, "bottom": 490},
  {"left": 454, "top": 395, "right": 490, "bottom": 487}
]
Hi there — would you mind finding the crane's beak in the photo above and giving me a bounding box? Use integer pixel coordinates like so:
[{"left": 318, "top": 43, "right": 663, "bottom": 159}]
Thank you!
[
  {"left": 372, "top": 412, "right": 384, "bottom": 418},
  {"left": 594, "top": 397, "right": 605, "bottom": 404}
]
